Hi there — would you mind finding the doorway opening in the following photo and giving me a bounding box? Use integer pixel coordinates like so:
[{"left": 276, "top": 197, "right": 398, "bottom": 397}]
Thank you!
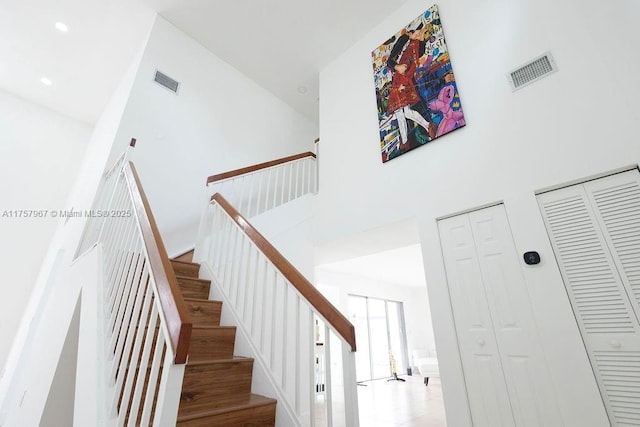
[{"left": 314, "top": 217, "right": 445, "bottom": 425}]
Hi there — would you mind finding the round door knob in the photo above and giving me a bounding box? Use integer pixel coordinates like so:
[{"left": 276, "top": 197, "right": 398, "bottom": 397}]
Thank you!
[
  {"left": 477, "top": 339, "right": 486, "bottom": 347},
  {"left": 610, "top": 340, "right": 622, "bottom": 349}
]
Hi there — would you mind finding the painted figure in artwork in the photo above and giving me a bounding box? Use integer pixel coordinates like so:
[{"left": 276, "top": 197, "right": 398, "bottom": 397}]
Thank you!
[
  {"left": 429, "top": 84, "right": 466, "bottom": 136},
  {"left": 386, "top": 23, "right": 435, "bottom": 145}
]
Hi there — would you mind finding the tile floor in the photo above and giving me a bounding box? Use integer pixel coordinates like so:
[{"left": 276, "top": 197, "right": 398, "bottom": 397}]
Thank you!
[
  {"left": 357, "top": 375, "right": 447, "bottom": 427},
  {"left": 314, "top": 374, "right": 446, "bottom": 426}
]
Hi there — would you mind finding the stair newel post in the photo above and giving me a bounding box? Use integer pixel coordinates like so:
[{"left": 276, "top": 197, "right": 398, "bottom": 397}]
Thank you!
[
  {"left": 323, "top": 324, "right": 334, "bottom": 427},
  {"left": 308, "top": 316, "right": 317, "bottom": 427},
  {"left": 341, "top": 344, "right": 360, "bottom": 427},
  {"left": 193, "top": 183, "right": 214, "bottom": 264},
  {"left": 151, "top": 358, "right": 185, "bottom": 427}
]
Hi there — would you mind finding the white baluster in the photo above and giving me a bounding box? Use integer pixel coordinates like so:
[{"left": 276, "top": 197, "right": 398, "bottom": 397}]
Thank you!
[
  {"left": 281, "top": 282, "right": 289, "bottom": 391},
  {"left": 114, "top": 273, "right": 152, "bottom": 422},
  {"left": 270, "top": 272, "right": 278, "bottom": 371},
  {"left": 139, "top": 313, "right": 164, "bottom": 426},
  {"left": 341, "top": 346, "right": 360, "bottom": 427},
  {"left": 250, "top": 257, "right": 263, "bottom": 337},
  {"left": 280, "top": 165, "right": 286, "bottom": 206},
  {"left": 108, "top": 254, "right": 142, "bottom": 362},
  {"left": 246, "top": 173, "right": 256, "bottom": 218},
  {"left": 324, "top": 325, "right": 333, "bottom": 427},
  {"left": 309, "top": 312, "right": 317, "bottom": 427},
  {"left": 219, "top": 219, "right": 234, "bottom": 291},
  {"left": 232, "top": 234, "right": 246, "bottom": 307},
  {"left": 288, "top": 162, "right": 292, "bottom": 202},
  {"left": 257, "top": 265, "right": 269, "bottom": 354},
  {"left": 294, "top": 295, "right": 301, "bottom": 413},
  {"left": 127, "top": 284, "right": 156, "bottom": 422},
  {"left": 255, "top": 171, "right": 264, "bottom": 217},
  {"left": 109, "top": 261, "right": 148, "bottom": 395},
  {"left": 302, "top": 160, "right": 308, "bottom": 195},
  {"left": 236, "top": 237, "right": 249, "bottom": 318},
  {"left": 228, "top": 222, "right": 241, "bottom": 299},
  {"left": 104, "top": 195, "right": 133, "bottom": 286},
  {"left": 209, "top": 205, "right": 224, "bottom": 274},
  {"left": 270, "top": 167, "right": 278, "bottom": 210}
]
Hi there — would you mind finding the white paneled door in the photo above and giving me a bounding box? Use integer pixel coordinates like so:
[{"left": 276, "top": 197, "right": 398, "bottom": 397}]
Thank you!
[
  {"left": 538, "top": 169, "right": 640, "bottom": 426},
  {"left": 438, "top": 204, "right": 562, "bottom": 427}
]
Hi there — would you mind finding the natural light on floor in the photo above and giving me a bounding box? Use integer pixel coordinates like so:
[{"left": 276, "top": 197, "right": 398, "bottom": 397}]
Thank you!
[{"left": 314, "top": 374, "right": 446, "bottom": 426}]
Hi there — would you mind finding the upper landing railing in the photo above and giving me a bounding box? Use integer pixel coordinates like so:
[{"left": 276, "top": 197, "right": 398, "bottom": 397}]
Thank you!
[{"left": 205, "top": 151, "right": 317, "bottom": 219}]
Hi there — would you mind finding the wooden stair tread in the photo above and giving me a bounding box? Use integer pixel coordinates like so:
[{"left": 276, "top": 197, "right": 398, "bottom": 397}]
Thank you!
[
  {"left": 177, "top": 394, "right": 276, "bottom": 422},
  {"left": 183, "top": 297, "right": 222, "bottom": 303},
  {"left": 192, "top": 324, "right": 234, "bottom": 330},
  {"left": 176, "top": 275, "right": 210, "bottom": 283},
  {"left": 171, "top": 259, "right": 200, "bottom": 267},
  {"left": 186, "top": 356, "right": 252, "bottom": 367}
]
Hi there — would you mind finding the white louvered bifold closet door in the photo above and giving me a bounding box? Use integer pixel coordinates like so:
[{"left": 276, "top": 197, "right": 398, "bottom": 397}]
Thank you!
[{"left": 538, "top": 169, "right": 640, "bottom": 427}]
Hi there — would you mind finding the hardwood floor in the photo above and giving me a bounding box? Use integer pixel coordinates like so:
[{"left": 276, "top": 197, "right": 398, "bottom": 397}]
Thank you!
[{"left": 357, "top": 375, "right": 446, "bottom": 427}]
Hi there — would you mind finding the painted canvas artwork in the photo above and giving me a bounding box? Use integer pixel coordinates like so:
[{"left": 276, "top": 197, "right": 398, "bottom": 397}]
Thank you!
[{"left": 372, "top": 4, "right": 465, "bottom": 163}]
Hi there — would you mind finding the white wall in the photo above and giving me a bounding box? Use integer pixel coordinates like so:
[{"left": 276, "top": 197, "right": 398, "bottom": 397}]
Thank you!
[
  {"left": 251, "top": 195, "right": 315, "bottom": 280},
  {"left": 0, "top": 14, "right": 154, "bottom": 422},
  {"left": 112, "top": 17, "right": 319, "bottom": 256},
  {"left": 316, "top": 0, "right": 640, "bottom": 425},
  {"left": 40, "top": 294, "right": 80, "bottom": 427},
  {"left": 0, "top": 90, "right": 92, "bottom": 371}
]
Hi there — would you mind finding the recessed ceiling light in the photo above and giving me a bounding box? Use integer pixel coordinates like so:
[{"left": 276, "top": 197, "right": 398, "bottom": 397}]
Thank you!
[
  {"left": 297, "top": 86, "right": 308, "bottom": 94},
  {"left": 41, "top": 77, "right": 53, "bottom": 86},
  {"left": 55, "top": 22, "right": 68, "bottom": 32}
]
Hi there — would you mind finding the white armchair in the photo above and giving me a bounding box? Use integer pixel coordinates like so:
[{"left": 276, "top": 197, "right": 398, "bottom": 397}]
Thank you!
[{"left": 412, "top": 348, "right": 439, "bottom": 386}]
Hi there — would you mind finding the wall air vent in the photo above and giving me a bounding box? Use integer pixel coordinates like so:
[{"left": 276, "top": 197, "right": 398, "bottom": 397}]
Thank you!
[
  {"left": 153, "top": 70, "right": 180, "bottom": 94},
  {"left": 507, "top": 52, "right": 558, "bottom": 91}
]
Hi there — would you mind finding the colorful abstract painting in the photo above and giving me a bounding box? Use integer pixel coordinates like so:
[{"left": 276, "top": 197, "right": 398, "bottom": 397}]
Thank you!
[{"left": 372, "top": 4, "right": 465, "bottom": 163}]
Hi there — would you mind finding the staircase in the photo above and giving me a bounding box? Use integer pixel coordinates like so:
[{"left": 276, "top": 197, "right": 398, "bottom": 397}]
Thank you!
[
  {"left": 67, "top": 155, "right": 357, "bottom": 426},
  {"left": 171, "top": 258, "right": 277, "bottom": 426}
]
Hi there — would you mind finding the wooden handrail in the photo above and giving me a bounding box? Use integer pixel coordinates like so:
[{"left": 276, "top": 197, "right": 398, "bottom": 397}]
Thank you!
[
  {"left": 206, "top": 151, "right": 317, "bottom": 185},
  {"left": 124, "top": 162, "right": 192, "bottom": 364},
  {"left": 211, "top": 193, "right": 356, "bottom": 352}
]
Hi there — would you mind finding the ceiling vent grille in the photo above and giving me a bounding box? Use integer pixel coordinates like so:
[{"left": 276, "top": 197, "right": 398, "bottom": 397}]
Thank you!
[
  {"left": 508, "top": 52, "right": 558, "bottom": 91},
  {"left": 153, "top": 70, "right": 180, "bottom": 94}
]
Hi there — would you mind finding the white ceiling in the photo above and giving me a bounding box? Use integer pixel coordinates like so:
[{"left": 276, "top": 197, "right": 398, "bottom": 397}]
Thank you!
[
  {"left": 317, "top": 244, "right": 427, "bottom": 288},
  {"left": 1, "top": 0, "right": 410, "bottom": 125},
  {"left": 0, "top": 0, "right": 155, "bottom": 124}
]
